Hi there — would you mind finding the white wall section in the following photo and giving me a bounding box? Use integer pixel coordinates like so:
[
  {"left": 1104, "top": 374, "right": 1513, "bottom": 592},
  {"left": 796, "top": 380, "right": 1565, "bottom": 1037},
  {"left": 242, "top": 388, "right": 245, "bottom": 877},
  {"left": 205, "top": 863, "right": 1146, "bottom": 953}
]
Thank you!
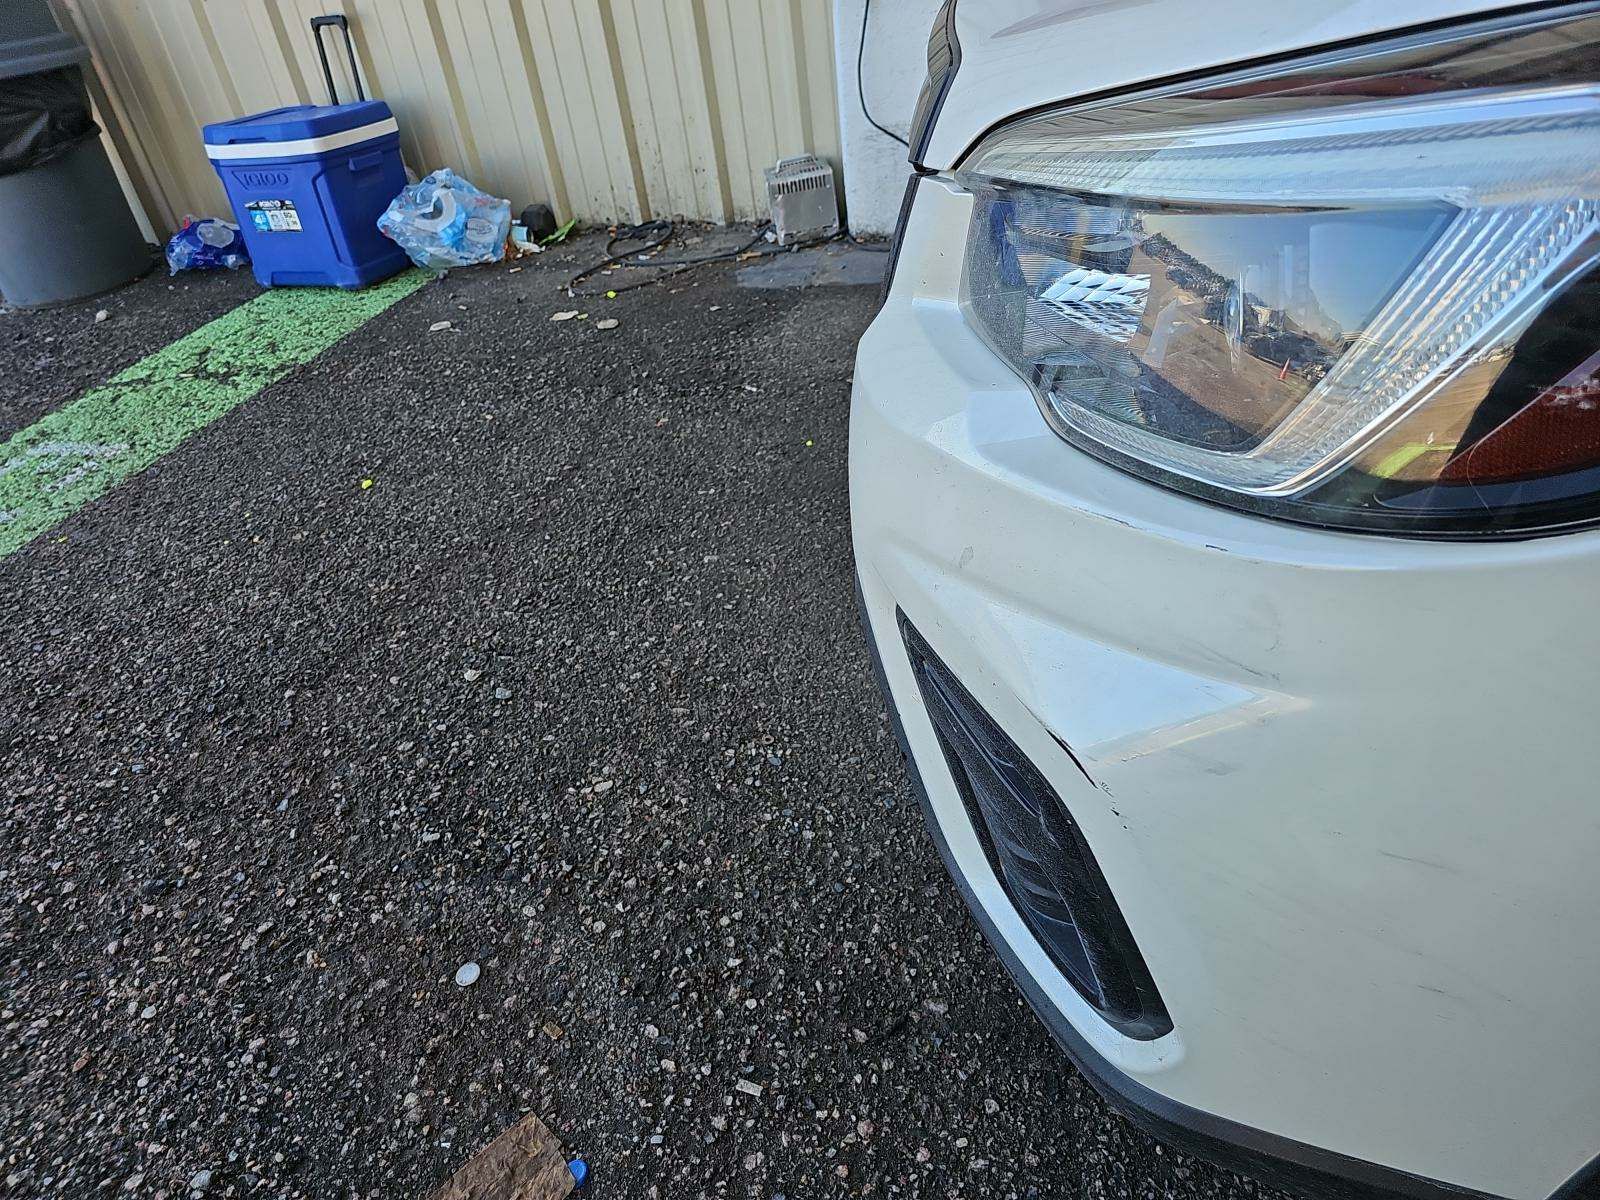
[{"left": 831, "top": 0, "right": 940, "bottom": 235}]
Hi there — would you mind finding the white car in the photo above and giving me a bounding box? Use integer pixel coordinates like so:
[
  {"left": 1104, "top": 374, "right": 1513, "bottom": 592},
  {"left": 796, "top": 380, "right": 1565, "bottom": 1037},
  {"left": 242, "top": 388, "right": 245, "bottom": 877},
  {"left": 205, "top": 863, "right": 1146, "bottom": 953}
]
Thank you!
[{"left": 850, "top": 3, "right": 1600, "bottom": 1198}]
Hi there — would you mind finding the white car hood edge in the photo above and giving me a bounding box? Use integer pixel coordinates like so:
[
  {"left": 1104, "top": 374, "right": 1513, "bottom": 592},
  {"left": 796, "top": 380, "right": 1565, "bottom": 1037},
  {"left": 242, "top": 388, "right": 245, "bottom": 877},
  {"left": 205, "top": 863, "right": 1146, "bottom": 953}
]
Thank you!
[{"left": 923, "top": 0, "right": 1527, "bottom": 168}]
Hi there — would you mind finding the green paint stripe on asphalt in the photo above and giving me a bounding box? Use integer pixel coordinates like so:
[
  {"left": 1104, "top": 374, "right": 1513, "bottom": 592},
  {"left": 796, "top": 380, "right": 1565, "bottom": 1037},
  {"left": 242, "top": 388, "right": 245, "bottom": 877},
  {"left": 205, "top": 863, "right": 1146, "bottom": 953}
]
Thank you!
[{"left": 0, "top": 270, "right": 428, "bottom": 559}]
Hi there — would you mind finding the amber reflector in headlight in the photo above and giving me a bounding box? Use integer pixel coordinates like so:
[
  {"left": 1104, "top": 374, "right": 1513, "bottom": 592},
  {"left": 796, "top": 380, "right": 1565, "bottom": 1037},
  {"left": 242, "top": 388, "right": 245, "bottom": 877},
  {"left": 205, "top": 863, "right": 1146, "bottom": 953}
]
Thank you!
[{"left": 957, "top": 7, "right": 1600, "bottom": 536}]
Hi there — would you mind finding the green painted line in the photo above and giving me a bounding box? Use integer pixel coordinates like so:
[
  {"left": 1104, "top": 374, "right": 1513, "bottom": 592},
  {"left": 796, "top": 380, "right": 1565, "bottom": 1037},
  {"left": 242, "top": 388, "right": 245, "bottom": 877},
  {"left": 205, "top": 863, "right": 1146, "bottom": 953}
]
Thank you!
[{"left": 0, "top": 270, "right": 429, "bottom": 559}]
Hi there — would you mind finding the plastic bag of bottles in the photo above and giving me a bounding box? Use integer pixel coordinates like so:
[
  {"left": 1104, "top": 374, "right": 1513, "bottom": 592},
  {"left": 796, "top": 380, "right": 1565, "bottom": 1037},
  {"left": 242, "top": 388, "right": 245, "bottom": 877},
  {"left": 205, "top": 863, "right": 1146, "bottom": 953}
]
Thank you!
[
  {"left": 376, "top": 168, "right": 510, "bottom": 270},
  {"left": 164, "top": 216, "right": 249, "bottom": 275}
]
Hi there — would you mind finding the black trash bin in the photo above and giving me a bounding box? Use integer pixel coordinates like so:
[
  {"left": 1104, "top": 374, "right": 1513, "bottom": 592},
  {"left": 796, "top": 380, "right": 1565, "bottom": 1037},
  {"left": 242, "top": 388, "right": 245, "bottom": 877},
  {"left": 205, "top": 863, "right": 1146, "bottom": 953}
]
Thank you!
[{"left": 0, "top": 0, "right": 151, "bottom": 308}]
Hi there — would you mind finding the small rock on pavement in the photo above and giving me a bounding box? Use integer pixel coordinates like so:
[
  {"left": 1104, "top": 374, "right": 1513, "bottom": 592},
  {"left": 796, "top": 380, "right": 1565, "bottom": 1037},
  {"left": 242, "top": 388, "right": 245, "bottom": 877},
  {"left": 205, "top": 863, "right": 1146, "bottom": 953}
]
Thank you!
[
  {"left": 189, "top": 1168, "right": 213, "bottom": 1192},
  {"left": 596, "top": 319, "right": 618, "bottom": 330},
  {"left": 463, "top": 668, "right": 482, "bottom": 682},
  {"left": 734, "top": 1078, "right": 764, "bottom": 1098},
  {"left": 429, "top": 320, "right": 454, "bottom": 332},
  {"left": 455, "top": 961, "right": 481, "bottom": 987},
  {"left": 94, "top": 309, "right": 109, "bottom": 323},
  {"left": 493, "top": 687, "right": 512, "bottom": 700}
]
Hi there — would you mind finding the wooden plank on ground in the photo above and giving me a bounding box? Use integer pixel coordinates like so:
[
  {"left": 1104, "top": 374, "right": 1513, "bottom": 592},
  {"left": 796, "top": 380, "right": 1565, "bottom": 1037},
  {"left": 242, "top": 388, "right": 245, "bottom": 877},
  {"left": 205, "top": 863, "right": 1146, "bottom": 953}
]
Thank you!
[{"left": 431, "top": 1113, "right": 575, "bottom": 1200}]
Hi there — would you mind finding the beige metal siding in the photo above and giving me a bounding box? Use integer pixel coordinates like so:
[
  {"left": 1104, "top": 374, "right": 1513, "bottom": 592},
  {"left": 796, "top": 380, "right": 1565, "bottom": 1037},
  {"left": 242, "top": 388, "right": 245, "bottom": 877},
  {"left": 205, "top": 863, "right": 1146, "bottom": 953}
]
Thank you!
[{"left": 54, "top": 0, "right": 842, "bottom": 236}]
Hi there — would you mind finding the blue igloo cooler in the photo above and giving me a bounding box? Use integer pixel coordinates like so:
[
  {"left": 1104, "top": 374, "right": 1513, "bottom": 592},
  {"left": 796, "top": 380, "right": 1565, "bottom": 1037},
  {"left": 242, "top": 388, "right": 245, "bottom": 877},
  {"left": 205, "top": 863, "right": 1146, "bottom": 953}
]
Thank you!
[{"left": 203, "top": 99, "right": 408, "bottom": 289}]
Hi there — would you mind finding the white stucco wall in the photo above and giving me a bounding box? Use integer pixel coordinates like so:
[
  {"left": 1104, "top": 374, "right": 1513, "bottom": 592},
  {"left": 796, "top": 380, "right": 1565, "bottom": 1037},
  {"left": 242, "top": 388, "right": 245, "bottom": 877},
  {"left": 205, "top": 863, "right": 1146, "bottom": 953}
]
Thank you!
[{"left": 832, "top": 0, "right": 943, "bottom": 236}]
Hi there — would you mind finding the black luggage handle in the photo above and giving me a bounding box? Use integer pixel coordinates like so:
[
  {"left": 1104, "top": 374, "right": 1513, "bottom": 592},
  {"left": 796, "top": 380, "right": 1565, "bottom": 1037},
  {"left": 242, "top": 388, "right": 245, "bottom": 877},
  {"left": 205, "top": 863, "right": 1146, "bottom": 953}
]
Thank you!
[{"left": 311, "top": 15, "right": 366, "bottom": 105}]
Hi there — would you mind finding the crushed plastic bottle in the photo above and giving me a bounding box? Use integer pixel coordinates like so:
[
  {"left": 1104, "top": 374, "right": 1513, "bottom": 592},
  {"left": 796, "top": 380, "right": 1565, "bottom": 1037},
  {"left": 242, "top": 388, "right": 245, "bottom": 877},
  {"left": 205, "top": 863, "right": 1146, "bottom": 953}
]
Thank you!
[
  {"left": 376, "top": 168, "right": 510, "bottom": 271},
  {"left": 164, "top": 216, "right": 249, "bottom": 275}
]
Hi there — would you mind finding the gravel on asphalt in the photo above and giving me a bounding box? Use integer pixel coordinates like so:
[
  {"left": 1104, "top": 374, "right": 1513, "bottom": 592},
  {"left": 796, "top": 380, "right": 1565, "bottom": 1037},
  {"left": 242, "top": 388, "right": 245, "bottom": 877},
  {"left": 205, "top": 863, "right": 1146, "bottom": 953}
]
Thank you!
[
  {"left": 1, "top": 263, "right": 259, "bottom": 438},
  {"left": 1, "top": 234, "right": 1278, "bottom": 1200}
]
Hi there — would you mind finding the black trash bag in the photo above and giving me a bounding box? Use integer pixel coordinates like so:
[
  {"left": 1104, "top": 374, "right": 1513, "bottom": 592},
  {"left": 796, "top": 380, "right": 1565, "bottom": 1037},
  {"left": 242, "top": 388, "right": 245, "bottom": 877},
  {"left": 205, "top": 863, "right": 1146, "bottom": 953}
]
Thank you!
[{"left": 0, "top": 65, "right": 98, "bottom": 179}]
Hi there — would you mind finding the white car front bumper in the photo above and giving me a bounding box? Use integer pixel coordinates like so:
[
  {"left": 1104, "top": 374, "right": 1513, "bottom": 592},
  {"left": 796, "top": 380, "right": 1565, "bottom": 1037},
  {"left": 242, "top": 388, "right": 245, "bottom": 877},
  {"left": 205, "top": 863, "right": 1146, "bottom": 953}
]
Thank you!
[{"left": 851, "top": 175, "right": 1600, "bottom": 1200}]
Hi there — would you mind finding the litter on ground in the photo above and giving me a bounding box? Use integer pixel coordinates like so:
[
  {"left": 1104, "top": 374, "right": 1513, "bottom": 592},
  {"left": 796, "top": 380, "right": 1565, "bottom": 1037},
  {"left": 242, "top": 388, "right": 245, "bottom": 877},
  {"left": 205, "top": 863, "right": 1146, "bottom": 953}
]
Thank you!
[
  {"left": 378, "top": 168, "right": 512, "bottom": 271},
  {"left": 430, "top": 1113, "right": 576, "bottom": 1200}
]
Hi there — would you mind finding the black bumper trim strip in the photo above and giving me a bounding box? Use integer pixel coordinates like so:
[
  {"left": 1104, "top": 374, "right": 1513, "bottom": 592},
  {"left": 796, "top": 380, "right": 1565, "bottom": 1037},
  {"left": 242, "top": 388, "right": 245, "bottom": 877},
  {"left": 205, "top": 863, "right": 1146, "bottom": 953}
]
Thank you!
[{"left": 876, "top": 171, "right": 923, "bottom": 310}]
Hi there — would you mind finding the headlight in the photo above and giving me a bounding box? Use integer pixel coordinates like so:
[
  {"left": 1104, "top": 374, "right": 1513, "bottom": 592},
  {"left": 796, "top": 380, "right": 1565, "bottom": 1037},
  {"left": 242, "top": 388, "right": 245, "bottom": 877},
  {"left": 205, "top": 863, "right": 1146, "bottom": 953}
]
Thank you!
[{"left": 958, "top": 7, "right": 1600, "bottom": 537}]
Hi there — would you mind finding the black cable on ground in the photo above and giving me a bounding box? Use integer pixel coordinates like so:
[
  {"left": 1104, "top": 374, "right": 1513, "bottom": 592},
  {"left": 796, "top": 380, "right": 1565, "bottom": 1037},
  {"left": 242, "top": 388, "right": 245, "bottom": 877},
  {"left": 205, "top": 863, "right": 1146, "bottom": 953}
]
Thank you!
[
  {"left": 858, "top": 0, "right": 909, "bottom": 149},
  {"left": 563, "top": 222, "right": 773, "bottom": 297},
  {"left": 562, "top": 219, "right": 675, "bottom": 295},
  {"left": 562, "top": 220, "right": 887, "bottom": 297}
]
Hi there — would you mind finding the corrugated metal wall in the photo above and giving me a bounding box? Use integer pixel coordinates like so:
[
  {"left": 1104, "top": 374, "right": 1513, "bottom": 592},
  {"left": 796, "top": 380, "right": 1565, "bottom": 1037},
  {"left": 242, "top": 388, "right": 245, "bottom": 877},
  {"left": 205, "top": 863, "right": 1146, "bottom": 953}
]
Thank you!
[{"left": 53, "top": 0, "right": 842, "bottom": 235}]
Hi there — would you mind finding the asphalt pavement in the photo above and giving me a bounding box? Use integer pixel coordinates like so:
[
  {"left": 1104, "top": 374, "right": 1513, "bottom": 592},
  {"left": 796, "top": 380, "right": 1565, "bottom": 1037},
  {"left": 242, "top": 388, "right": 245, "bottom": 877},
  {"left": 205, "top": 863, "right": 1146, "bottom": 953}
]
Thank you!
[{"left": 1, "top": 234, "right": 1275, "bottom": 1200}]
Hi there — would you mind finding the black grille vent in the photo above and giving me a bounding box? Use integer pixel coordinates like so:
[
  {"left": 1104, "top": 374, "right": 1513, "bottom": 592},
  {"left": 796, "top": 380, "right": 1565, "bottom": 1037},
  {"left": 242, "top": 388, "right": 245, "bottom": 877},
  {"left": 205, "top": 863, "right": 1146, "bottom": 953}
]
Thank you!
[{"left": 900, "top": 613, "right": 1172, "bottom": 1040}]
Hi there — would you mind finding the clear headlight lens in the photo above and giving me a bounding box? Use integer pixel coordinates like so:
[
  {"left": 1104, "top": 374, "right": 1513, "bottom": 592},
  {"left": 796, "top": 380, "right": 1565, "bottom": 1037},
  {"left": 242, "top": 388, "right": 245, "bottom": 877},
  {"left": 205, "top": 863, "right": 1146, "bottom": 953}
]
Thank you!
[{"left": 957, "top": 9, "right": 1600, "bottom": 536}]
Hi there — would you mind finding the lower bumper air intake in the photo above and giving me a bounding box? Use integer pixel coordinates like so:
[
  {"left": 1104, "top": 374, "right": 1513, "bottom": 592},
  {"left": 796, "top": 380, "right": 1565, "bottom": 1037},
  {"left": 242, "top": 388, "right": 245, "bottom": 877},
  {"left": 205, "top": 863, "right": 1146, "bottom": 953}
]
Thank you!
[{"left": 899, "top": 611, "right": 1172, "bottom": 1040}]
